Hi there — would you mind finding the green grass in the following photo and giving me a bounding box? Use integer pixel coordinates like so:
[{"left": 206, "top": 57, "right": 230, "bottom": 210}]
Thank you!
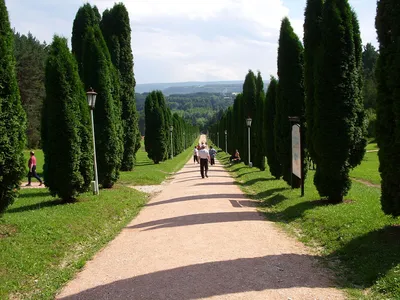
[
  {"left": 350, "top": 151, "right": 381, "bottom": 185},
  {"left": 0, "top": 141, "right": 197, "bottom": 299},
  {"left": 217, "top": 151, "right": 400, "bottom": 299},
  {"left": 119, "top": 141, "right": 197, "bottom": 185}
]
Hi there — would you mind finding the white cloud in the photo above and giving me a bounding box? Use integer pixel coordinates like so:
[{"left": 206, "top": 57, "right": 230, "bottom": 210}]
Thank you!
[{"left": 6, "top": 0, "right": 378, "bottom": 83}]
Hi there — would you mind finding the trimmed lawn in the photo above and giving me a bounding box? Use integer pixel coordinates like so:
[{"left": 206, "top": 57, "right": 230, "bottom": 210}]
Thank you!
[
  {"left": 0, "top": 141, "right": 197, "bottom": 299},
  {"left": 217, "top": 151, "right": 400, "bottom": 299},
  {"left": 350, "top": 151, "right": 381, "bottom": 185}
]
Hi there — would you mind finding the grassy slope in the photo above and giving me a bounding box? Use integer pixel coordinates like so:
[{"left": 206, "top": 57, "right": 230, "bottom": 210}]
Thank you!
[
  {"left": 217, "top": 151, "right": 399, "bottom": 299},
  {"left": 0, "top": 141, "right": 196, "bottom": 299},
  {"left": 350, "top": 143, "right": 380, "bottom": 185}
]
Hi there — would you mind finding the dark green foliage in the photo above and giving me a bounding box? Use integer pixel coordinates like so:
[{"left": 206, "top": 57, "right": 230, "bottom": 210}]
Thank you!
[
  {"left": 101, "top": 3, "right": 140, "bottom": 171},
  {"left": 253, "top": 71, "right": 266, "bottom": 170},
  {"left": 13, "top": 32, "right": 47, "bottom": 149},
  {"left": 41, "top": 36, "right": 93, "bottom": 201},
  {"left": 375, "top": 0, "right": 400, "bottom": 216},
  {"left": 303, "top": 0, "right": 323, "bottom": 164},
  {"left": 72, "top": 3, "right": 101, "bottom": 77},
  {"left": 0, "top": 0, "right": 27, "bottom": 214},
  {"left": 265, "top": 77, "right": 282, "bottom": 179},
  {"left": 349, "top": 10, "right": 367, "bottom": 168},
  {"left": 276, "top": 17, "right": 305, "bottom": 187},
  {"left": 80, "top": 26, "right": 123, "bottom": 188},
  {"left": 242, "top": 70, "right": 257, "bottom": 165},
  {"left": 144, "top": 91, "right": 167, "bottom": 163},
  {"left": 313, "top": 0, "right": 365, "bottom": 203}
]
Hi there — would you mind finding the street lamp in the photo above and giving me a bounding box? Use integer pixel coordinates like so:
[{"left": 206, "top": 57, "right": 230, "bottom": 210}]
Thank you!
[
  {"left": 170, "top": 125, "right": 173, "bottom": 159},
  {"left": 217, "top": 132, "right": 220, "bottom": 148},
  {"left": 87, "top": 88, "right": 99, "bottom": 195},
  {"left": 183, "top": 132, "right": 186, "bottom": 149},
  {"left": 246, "top": 117, "right": 252, "bottom": 167},
  {"left": 224, "top": 130, "right": 228, "bottom": 153}
]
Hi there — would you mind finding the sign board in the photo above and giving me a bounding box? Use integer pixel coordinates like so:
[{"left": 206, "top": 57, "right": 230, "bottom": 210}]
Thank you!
[{"left": 292, "top": 124, "right": 301, "bottom": 179}]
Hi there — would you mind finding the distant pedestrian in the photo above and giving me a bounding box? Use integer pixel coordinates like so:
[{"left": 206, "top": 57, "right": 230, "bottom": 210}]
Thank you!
[
  {"left": 198, "top": 144, "right": 210, "bottom": 178},
  {"left": 26, "top": 151, "right": 43, "bottom": 186},
  {"left": 193, "top": 147, "right": 199, "bottom": 164},
  {"left": 209, "top": 146, "right": 217, "bottom": 165}
]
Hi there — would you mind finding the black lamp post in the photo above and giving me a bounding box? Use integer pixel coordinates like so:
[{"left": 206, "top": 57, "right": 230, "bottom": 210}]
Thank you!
[
  {"left": 87, "top": 88, "right": 99, "bottom": 195},
  {"left": 246, "top": 117, "right": 252, "bottom": 167}
]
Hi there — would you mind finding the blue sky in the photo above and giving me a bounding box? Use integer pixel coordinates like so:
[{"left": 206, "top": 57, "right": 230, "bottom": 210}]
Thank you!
[{"left": 6, "top": 0, "right": 377, "bottom": 84}]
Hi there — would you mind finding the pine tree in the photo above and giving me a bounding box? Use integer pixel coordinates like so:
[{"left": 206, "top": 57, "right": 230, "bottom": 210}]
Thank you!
[
  {"left": 253, "top": 71, "right": 266, "bottom": 170},
  {"left": 304, "top": 0, "right": 323, "bottom": 164},
  {"left": 276, "top": 17, "right": 305, "bottom": 187},
  {"left": 0, "top": 0, "right": 27, "bottom": 213},
  {"left": 375, "top": 0, "right": 400, "bottom": 216},
  {"left": 313, "top": 0, "right": 365, "bottom": 203},
  {"left": 101, "top": 3, "right": 140, "bottom": 171},
  {"left": 13, "top": 32, "right": 47, "bottom": 149},
  {"left": 265, "top": 77, "right": 282, "bottom": 179},
  {"left": 41, "top": 36, "right": 93, "bottom": 201}
]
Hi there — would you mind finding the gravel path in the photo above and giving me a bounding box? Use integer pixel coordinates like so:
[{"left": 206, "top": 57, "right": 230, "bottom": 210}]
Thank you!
[{"left": 56, "top": 136, "right": 344, "bottom": 300}]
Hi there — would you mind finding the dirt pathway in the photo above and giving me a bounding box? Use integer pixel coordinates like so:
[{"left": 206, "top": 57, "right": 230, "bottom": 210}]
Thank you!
[{"left": 57, "top": 136, "right": 344, "bottom": 300}]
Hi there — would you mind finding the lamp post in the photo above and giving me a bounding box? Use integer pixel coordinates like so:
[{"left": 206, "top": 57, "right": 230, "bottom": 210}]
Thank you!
[
  {"left": 246, "top": 117, "right": 252, "bottom": 167},
  {"left": 170, "top": 125, "right": 173, "bottom": 159},
  {"left": 224, "top": 130, "right": 228, "bottom": 153},
  {"left": 217, "top": 132, "right": 220, "bottom": 148},
  {"left": 87, "top": 88, "right": 99, "bottom": 195},
  {"left": 183, "top": 132, "right": 186, "bottom": 149}
]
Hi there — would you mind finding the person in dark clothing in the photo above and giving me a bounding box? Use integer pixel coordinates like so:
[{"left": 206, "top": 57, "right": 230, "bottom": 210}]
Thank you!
[
  {"left": 209, "top": 146, "right": 217, "bottom": 165},
  {"left": 26, "top": 151, "right": 43, "bottom": 186}
]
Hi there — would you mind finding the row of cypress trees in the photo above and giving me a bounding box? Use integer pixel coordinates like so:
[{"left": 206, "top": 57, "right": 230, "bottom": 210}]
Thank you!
[
  {"left": 209, "top": 0, "right": 368, "bottom": 205},
  {"left": 0, "top": 1, "right": 144, "bottom": 210},
  {"left": 144, "top": 90, "right": 198, "bottom": 164}
]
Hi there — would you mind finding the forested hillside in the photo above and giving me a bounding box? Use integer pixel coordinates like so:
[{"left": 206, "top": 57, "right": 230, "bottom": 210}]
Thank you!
[{"left": 136, "top": 92, "right": 234, "bottom": 134}]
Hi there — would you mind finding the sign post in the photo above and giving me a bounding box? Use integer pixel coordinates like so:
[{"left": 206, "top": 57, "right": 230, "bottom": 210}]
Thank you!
[{"left": 289, "top": 116, "right": 304, "bottom": 197}]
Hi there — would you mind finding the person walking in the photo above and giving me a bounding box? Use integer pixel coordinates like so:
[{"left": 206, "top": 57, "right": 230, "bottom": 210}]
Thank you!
[
  {"left": 193, "top": 146, "right": 199, "bottom": 164},
  {"left": 198, "top": 144, "right": 210, "bottom": 178},
  {"left": 26, "top": 151, "right": 43, "bottom": 186},
  {"left": 209, "top": 146, "right": 217, "bottom": 166}
]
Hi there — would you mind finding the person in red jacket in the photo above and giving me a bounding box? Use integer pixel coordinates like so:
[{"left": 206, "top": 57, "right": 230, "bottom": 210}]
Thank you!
[{"left": 26, "top": 151, "right": 43, "bottom": 186}]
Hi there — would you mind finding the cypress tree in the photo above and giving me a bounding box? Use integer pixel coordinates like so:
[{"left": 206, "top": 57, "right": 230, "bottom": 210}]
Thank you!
[
  {"left": 304, "top": 0, "right": 324, "bottom": 164},
  {"left": 101, "top": 4, "right": 140, "bottom": 171},
  {"left": 265, "top": 77, "right": 282, "bottom": 179},
  {"left": 242, "top": 70, "right": 257, "bottom": 165},
  {"left": 41, "top": 36, "right": 93, "bottom": 201},
  {"left": 0, "top": 0, "right": 27, "bottom": 213},
  {"left": 80, "top": 25, "right": 123, "bottom": 188},
  {"left": 375, "top": 0, "right": 400, "bottom": 216},
  {"left": 254, "top": 71, "right": 266, "bottom": 170},
  {"left": 276, "top": 17, "right": 305, "bottom": 187},
  {"left": 313, "top": 0, "right": 365, "bottom": 203},
  {"left": 144, "top": 91, "right": 166, "bottom": 163}
]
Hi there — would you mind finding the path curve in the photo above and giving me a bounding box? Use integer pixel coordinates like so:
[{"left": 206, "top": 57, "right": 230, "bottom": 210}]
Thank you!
[{"left": 57, "top": 135, "right": 344, "bottom": 300}]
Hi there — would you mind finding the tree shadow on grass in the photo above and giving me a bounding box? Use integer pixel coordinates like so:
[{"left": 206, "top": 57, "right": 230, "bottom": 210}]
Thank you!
[
  {"left": 253, "top": 187, "right": 288, "bottom": 200},
  {"left": 263, "top": 199, "right": 330, "bottom": 222},
  {"left": 243, "top": 177, "right": 277, "bottom": 186},
  {"left": 328, "top": 225, "right": 400, "bottom": 289},
  {"left": 59, "top": 254, "right": 342, "bottom": 300},
  {"left": 18, "top": 190, "right": 51, "bottom": 198},
  {"left": 6, "top": 199, "right": 63, "bottom": 214}
]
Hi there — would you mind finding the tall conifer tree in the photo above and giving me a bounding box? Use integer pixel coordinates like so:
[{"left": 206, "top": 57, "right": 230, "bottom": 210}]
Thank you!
[
  {"left": 0, "top": 0, "right": 27, "bottom": 213},
  {"left": 375, "top": 0, "right": 400, "bottom": 216}
]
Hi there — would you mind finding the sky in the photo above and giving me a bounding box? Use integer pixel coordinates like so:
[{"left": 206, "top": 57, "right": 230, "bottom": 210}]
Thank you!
[{"left": 6, "top": 0, "right": 378, "bottom": 84}]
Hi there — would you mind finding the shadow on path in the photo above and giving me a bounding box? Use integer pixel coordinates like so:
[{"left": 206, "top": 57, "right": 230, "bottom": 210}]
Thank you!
[
  {"left": 128, "top": 211, "right": 264, "bottom": 231},
  {"left": 59, "top": 254, "right": 339, "bottom": 300},
  {"left": 145, "top": 193, "right": 245, "bottom": 207}
]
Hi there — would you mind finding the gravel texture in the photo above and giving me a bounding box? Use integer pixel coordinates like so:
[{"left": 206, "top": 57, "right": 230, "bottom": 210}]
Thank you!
[{"left": 56, "top": 136, "right": 344, "bottom": 300}]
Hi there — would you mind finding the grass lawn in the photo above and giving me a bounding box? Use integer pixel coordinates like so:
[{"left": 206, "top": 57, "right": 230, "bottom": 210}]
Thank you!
[
  {"left": 350, "top": 151, "right": 381, "bottom": 185},
  {"left": 0, "top": 140, "right": 197, "bottom": 299},
  {"left": 119, "top": 140, "right": 197, "bottom": 186},
  {"left": 217, "top": 151, "right": 400, "bottom": 299}
]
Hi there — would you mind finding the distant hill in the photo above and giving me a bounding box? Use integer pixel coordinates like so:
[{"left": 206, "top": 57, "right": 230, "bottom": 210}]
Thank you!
[{"left": 136, "top": 80, "right": 269, "bottom": 95}]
